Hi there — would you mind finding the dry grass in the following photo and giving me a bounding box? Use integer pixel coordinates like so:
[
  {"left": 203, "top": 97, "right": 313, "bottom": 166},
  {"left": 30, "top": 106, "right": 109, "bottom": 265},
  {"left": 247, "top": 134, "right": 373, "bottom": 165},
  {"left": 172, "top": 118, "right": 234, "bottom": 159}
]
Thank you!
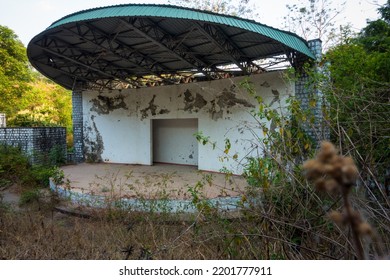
[
  {"left": 0, "top": 202, "right": 272, "bottom": 260},
  {"left": 1, "top": 141, "right": 389, "bottom": 260},
  {"left": 2, "top": 198, "right": 387, "bottom": 260}
]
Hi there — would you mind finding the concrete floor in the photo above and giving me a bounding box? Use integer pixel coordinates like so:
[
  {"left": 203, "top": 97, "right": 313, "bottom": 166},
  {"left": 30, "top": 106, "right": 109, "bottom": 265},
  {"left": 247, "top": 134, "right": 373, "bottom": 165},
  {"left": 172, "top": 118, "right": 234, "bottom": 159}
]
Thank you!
[{"left": 60, "top": 163, "right": 247, "bottom": 200}]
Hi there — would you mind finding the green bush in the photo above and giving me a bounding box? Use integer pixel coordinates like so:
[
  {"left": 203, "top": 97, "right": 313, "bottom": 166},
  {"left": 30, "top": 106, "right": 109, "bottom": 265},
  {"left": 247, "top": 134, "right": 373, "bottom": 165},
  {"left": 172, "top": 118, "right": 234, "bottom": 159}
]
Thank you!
[
  {"left": 0, "top": 144, "right": 61, "bottom": 190},
  {"left": 49, "top": 145, "right": 66, "bottom": 165},
  {"left": 19, "top": 188, "right": 40, "bottom": 205},
  {"left": 0, "top": 145, "right": 31, "bottom": 185}
]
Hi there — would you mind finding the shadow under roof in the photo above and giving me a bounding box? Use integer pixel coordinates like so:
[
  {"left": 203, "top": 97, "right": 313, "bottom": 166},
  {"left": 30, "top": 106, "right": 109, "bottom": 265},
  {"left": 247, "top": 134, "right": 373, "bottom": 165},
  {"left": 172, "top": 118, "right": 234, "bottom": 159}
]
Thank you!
[{"left": 27, "top": 4, "right": 314, "bottom": 90}]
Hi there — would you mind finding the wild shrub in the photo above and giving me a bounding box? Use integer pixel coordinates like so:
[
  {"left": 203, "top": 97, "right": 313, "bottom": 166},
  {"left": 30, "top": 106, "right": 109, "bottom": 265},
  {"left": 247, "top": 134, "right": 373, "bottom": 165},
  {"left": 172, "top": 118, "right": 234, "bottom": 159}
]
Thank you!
[
  {"left": 0, "top": 144, "right": 62, "bottom": 193},
  {"left": 189, "top": 74, "right": 389, "bottom": 259},
  {"left": 0, "top": 145, "right": 31, "bottom": 187}
]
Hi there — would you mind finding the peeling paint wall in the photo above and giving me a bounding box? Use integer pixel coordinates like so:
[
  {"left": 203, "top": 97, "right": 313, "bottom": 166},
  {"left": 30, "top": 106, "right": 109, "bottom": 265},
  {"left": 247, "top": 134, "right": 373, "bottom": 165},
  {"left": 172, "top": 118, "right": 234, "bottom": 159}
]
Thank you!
[{"left": 82, "top": 71, "right": 293, "bottom": 173}]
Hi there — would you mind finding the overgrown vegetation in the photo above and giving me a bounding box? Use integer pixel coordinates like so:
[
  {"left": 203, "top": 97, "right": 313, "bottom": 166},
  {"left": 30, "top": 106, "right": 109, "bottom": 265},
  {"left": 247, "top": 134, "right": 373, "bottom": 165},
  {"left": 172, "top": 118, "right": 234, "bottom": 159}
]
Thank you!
[
  {"left": 0, "top": 25, "right": 72, "bottom": 146},
  {"left": 0, "top": 25, "right": 32, "bottom": 118},
  {"left": 325, "top": 1, "right": 390, "bottom": 186},
  {"left": 0, "top": 145, "right": 63, "bottom": 207},
  {"left": 1, "top": 1, "right": 389, "bottom": 260}
]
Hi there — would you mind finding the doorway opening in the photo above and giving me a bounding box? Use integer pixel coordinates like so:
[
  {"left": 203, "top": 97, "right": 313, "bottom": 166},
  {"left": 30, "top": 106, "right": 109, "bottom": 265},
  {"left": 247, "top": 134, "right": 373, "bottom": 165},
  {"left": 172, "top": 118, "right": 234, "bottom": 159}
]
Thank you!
[{"left": 152, "top": 118, "right": 198, "bottom": 166}]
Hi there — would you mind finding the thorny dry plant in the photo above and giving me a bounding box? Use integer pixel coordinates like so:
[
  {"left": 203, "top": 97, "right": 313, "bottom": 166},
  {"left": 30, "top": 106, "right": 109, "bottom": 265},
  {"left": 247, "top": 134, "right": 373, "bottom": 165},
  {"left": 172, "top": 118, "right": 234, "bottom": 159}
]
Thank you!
[{"left": 303, "top": 141, "right": 385, "bottom": 259}]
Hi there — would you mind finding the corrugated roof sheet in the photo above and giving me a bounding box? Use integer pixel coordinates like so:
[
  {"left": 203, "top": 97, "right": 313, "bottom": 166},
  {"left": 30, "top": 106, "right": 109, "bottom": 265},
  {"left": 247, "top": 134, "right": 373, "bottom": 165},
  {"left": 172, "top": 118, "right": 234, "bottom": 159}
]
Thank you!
[
  {"left": 48, "top": 4, "right": 314, "bottom": 59},
  {"left": 27, "top": 4, "right": 316, "bottom": 90}
]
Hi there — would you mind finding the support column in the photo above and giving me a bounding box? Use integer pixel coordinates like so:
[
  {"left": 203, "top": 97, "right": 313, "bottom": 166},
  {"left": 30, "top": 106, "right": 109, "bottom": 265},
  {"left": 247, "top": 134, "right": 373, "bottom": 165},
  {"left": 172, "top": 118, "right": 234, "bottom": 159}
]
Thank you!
[
  {"left": 72, "top": 91, "right": 84, "bottom": 163},
  {"left": 0, "top": 113, "right": 6, "bottom": 128},
  {"left": 295, "top": 39, "right": 329, "bottom": 145}
]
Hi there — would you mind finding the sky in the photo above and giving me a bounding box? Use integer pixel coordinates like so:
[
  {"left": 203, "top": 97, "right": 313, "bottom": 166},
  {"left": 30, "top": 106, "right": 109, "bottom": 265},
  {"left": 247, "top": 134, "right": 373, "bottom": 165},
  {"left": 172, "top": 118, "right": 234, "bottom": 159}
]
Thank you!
[{"left": 0, "top": 0, "right": 387, "bottom": 47}]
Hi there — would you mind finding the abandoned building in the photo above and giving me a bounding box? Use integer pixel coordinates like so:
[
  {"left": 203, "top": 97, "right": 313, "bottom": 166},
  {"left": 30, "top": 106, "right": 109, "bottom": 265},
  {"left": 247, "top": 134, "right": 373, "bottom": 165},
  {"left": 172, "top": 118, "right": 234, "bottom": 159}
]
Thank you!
[{"left": 27, "top": 4, "right": 324, "bottom": 175}]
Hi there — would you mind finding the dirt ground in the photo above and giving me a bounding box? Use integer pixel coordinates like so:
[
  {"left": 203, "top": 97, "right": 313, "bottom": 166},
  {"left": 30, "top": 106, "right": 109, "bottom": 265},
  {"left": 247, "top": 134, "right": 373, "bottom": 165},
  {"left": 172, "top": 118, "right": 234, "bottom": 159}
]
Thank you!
[
  {"left": 60, "top": 163, "right": 247, "bottom": 200},
  {"left": 0, "top": 185, "right": 20, "bottom": 209}
]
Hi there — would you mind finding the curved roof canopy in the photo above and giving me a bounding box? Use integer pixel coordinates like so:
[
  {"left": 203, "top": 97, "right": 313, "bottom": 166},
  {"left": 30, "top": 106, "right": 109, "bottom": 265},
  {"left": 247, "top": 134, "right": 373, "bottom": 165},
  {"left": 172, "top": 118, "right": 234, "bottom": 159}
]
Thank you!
[{"left": 27, "top": 4, "right": 314, "bottom": 90}]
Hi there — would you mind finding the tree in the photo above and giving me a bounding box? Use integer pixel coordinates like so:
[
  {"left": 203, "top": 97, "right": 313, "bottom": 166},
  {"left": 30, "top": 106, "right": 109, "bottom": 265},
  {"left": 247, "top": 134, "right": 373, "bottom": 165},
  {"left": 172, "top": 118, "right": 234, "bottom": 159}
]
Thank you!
[
  {"left": 0, "top": 25, "right": 32, "bottom": 117},
  {"left": 358, "top": 0, "right": 390, "bottom": 54},
  {"left": 283, "top": 0, "right": 345, "bottom": 49},
  {"left": 0, "top": 25, "right": 72, "bottom": 141},
  {"left": 168, "top": 0, "right": 259, "bottom": 19},
  {"left": 324, "top": 1, "right": 390, "bottom": 186},
  {"left": 11, "top": 77, "right": 72, "bottom": 129}
]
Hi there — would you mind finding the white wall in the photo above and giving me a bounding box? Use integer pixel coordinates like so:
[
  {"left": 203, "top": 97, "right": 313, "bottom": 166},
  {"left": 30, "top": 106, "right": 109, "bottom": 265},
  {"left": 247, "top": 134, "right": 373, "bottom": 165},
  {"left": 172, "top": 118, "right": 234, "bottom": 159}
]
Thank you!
[{"left": 82, "top": 71, "right": 293, "bottom": 174}]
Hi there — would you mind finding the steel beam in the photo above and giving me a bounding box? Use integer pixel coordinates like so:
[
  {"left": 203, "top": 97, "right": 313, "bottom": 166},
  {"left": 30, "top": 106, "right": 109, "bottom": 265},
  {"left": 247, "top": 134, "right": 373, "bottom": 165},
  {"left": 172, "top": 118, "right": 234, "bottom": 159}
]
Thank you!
[
  {"left": 120, "top": 18, "right": 215, "bottom": 77},
  {"left": 196, "top": 23, "right": 248, "bottom": 73},
  {"left": 65, "top": 24, "right": 175, "bottom": 84},
  {"left": 34, "top": 42, "right": 141, "bottom": 88}
]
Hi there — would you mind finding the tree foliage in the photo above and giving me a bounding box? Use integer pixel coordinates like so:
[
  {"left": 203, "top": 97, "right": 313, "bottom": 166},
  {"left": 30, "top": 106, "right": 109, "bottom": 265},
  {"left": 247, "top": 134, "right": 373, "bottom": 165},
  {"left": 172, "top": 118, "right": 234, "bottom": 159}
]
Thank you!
[
  {"left": 0, "top": 25, "right": 72, "bottom": 134},
  {"left": 324, "top": 1, "right": 390, "bottom": 181},
  {"left": 358, "top": 0, "right": 390, "bottom": 54},
  {"left": 10, "top": 77, "right": 72, "bottom": 129},
  {"left": 0, "top": 25, "right": 32, "bottom": 116}
]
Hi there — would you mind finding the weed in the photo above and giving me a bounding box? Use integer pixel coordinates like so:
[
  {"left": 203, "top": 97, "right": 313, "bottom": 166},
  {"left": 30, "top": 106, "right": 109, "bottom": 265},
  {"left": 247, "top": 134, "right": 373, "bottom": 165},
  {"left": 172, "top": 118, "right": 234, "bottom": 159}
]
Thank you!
[
  {"left": 49, "top": 144, "right": 66, "bottom": 165},
  {"left": 0, "top": 144, "right": 62, "bottom": 189},
  {"left": 51, "top": 169, "right": 65, "bottom": 185},
  {"left": 19, "top": 189, "right": 40, "bottom": 205},
  {"left": 304, "top": 141, "right": 386, "bottom": 259}
]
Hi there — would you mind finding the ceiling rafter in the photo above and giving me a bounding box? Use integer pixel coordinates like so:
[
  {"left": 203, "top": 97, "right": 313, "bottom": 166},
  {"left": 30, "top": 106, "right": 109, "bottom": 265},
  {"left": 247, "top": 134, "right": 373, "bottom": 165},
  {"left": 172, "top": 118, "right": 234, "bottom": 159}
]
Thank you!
[
  {"left": 196, "top": 23, "right": 248, "bottom": 73},
  {"left": 120, "top": 18, "right": 216, "bottom": 77},
  {"left": 65, "top": 23, "right": 176, "bottom": 84},
  {"left": 82, "top": 22, "right": 170, "bottom": 72},
  {"left": 33, "top": 60, "right": 113, "bottom": 90},
  {"left": 33, "top": 41, "right": 142, "bottom": 88},
  {"left": 35, "top": 34, "right": 149, "bottom": 87},
  {"left": 34, "top": 35, "right": 203, "bottom": 89}
]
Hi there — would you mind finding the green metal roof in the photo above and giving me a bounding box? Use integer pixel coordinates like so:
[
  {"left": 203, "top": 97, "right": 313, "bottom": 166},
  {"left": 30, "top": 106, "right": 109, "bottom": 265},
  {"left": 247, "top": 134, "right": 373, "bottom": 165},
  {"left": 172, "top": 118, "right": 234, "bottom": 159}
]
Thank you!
[
  {"left": 28, "top": 4, "right": 315, "bottom": 90},
  {"left": 49, "top": 4, "right": 314, "bottom": 58}
]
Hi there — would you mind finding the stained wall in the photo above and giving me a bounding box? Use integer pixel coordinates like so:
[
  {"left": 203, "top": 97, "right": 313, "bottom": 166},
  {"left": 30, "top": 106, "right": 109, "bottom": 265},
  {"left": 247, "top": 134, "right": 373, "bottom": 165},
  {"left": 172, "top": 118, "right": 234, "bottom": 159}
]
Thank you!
[{"left": 81, "top": 71, "right": 293, "bottom": 174}]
